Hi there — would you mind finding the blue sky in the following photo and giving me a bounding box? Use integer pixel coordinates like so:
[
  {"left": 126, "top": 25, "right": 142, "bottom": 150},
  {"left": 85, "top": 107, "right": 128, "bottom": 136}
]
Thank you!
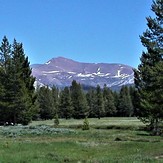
[{"left": 0, "top": 0, "right": 153, "bottom": 68}]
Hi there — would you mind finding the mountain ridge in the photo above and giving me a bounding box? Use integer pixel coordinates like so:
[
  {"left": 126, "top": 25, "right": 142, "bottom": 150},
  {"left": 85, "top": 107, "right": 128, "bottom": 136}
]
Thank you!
[{"left": 31, "top": 57, "right": 134, "bottom": 89}]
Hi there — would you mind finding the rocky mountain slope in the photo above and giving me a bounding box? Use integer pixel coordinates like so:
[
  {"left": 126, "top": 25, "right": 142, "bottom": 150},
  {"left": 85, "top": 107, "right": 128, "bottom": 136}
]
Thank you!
[{"left": 31, "top": 57, "right": 134, "bottom": 88}]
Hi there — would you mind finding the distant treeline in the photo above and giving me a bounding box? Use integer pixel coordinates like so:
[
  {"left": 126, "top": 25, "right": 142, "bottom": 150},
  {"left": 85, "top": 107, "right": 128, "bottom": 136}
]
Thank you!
[{"left": 34, "top": 80, "right": 137, "bottom": 120}]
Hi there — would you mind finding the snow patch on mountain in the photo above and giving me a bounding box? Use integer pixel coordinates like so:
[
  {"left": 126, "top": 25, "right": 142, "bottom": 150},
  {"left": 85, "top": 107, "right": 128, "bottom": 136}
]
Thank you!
[
  {"left": 45, "top": 61, "right": 51, "bottom": 65},
  {"left": 77, "top": 73, "right": 94, "bottom": 77},
  {"left": 42, "top": 70, "right": 60, "bottom": 74},
  {"left": 68, "top": 71, "right": 76, "bottom": 74}
]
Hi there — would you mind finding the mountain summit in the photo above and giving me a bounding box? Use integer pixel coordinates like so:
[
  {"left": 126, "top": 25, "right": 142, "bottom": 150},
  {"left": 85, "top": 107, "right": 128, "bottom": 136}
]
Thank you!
[{"left": 31, "top": 57, "right": 134, "bottom": 88}]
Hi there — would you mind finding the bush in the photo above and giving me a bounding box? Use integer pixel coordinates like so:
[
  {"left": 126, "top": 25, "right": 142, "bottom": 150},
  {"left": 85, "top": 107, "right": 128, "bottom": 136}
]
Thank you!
[
  {"left": 0, "top": 125, "right": 75, "bottom": 137},
  {"left": 82, "top": 117, "right": 90, "bottom": 130},
  {"left": 54, "top": 114, "right": 59, "bottom": 126}
]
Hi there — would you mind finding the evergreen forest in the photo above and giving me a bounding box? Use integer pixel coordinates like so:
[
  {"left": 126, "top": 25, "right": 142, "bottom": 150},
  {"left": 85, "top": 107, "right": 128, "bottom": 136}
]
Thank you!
[{"left": 35, "top": 81, "right": 136, "bottom": 120}]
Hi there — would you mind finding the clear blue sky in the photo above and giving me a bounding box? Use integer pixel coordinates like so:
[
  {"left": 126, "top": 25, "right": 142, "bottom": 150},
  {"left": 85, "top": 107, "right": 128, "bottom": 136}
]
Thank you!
[{"left": 0, "top": 0, "right": 153, "bottom": 68}]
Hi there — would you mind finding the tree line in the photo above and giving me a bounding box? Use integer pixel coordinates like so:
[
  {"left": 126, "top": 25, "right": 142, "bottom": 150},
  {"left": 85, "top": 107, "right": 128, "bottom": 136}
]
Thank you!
[{"left": 35, "top": 81, "right": 136, "bottom": 120}]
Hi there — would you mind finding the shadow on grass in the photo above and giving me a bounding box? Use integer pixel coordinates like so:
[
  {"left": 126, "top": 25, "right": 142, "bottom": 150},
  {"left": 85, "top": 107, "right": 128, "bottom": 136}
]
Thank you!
[
  {"left": 136, "top": 132, "right": 150, "bottom": 136},
  {"left": 114, "top": 136, "right": 161, "bottom": 142},
  {"left": 93, "top": 125, "right": 141, "bottom": 131}
]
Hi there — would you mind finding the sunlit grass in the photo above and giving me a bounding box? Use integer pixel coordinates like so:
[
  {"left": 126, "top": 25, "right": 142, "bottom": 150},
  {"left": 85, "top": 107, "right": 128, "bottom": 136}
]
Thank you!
[
  {"left": 31, "top": 117, "right": 145, "bottom": 128},
  {"left": 0, "top": 117, "right": 162, "bottom": 163}
]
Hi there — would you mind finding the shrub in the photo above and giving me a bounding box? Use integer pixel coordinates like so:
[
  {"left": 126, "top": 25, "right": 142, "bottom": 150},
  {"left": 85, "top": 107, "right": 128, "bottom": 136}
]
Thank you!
[
  {"left": 0, "top": 125, "right": 75, "bottom": 137},
  {"left": 82, "top": 117, "right": 90, "bottom": 130},
  {"left": 54, "top": 114, "right": 59, "bottom": 126}
]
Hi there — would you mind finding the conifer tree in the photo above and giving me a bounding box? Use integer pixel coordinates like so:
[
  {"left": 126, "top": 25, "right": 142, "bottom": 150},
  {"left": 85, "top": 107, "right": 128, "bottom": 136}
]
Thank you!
[
  {"left": 112, "top": 91, "right": 119, "bottom": 116},
  {"left": 103, "top": 85, "right": 116, "bottom": 117},
  {"left": 11, "top": 40, "right": 36, "bottom": 124},
  {"left": 117, "top": 86, "right": 133, "bottom": 117},
  {"left": 0, "top": 37, "right": 36, "bottom": 125},
  {"left": 0, "top": 36, "right": 11, "bottom": 73},
  {"left": 134, "top": 0, "right": 163, "bottom": 135},
  {"left": 52, "top": 86, "right": 59, "bottom": 114},
  {"left": 37, "top": 86, "right": 55, "bottom": 120},
  {"left": 129, "top": 86, "right": 138, "bottom": 116},
  {"left": 86, "top": 89, "right": 96, "bottom": 117},
  {"left": 0, "top": 36, "right": 12, "bottom": 122},
  {"left": 94, "top": 85, "right": 104, "bottom": 119},
  {"left": 70, "top": 80, "right": 88, "bottom": 119},
  {"left": 59, "top": 87, "right": 73, "bottom": 119}
]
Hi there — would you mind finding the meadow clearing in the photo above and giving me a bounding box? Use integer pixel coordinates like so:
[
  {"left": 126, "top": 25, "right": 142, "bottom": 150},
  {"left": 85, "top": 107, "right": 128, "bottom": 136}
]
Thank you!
[{"left": 0, "top": 117, "right": 162, "bottom": 163}]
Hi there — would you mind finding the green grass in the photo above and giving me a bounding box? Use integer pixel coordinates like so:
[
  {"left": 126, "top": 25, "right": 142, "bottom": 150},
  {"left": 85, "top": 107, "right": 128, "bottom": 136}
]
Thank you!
[
  {"left": 0, "top": 117, "right": 162, "bottom": 163},
  {"left": 31, "top": 117, "right": 145, "bottom": 129}
]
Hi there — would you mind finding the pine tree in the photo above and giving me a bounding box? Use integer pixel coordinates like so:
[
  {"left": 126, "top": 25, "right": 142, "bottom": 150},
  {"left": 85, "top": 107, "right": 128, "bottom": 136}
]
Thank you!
[
  {"left": 86, "top": 89, "right": 96, "bottom": 117},
  {"left": 103, "top": 85, "right": 116, "bottom": 117},
  {"left": 59, "top": 87, "right": 73, "bottom": 119},
  {"left": 94, "top": 85, "right": 104, "bottom": 119},
  {"left": 11, "top": 40, "right": 36, "bottom": 124},
  {"left": 0, "top": 37, "right": 36, "bottom": 125},
  {"left": 0, "top": 71, "right": 5, "bottom": 122},
  {"left": 129, "top": 86, "right": 138, "bottom": 116},
  {"left": 134, "top": 0, "right": 163, "bottom": 135},
  {"left": 117, "top": 86, "right": 133, "bottom": 117},
  {"left": 0, "top": 36, "right": 12, "bottom": 122},
  {"left": 112, "top": 91, "right": 119, "bottom": 116},
  {"left": 70, "top": 80, "right": 88, "bottom": 119},
  {"left": 0, "top": 36, "right": 11, "bottom": 73},
  {"left": 51, "top": 86, "right": 59, "bottom": 114},
  {"left": 37, "top": 86, "right": 56, "bottom": 120}
]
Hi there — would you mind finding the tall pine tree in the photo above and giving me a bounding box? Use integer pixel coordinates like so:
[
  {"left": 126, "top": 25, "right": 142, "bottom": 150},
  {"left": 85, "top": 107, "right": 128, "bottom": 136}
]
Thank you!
[
  {"left": 70, "top": 80, "right": 88, "bottom": 119},
  {"left": 86, "top": 88, "right": 96, "bottom": 117},
  {"left": 134, "top": 0, "right": 163, "bottom": 135},
  {"left": 11, "top": 40, "right": 36, "bottom": 124},
  {"left": 117, "top": 86, "right": 133, "bottom": 117},
  {"left": 59, "top": 87, "right": 73, "bottom": 119},
  {"left": 94, "top": 85, "right": 104, "bottom": 119},
  {"left": 0, "top": 36, "right": 12, "bottom": 123},
  {"left": 103, "top": 85, "right": 116, "bottom": 117},
  {"left": 0, "top": 37, "right": 36, "bottom": 125},
  {"left": 36, "top": 86, "right": 56, "bottom": 120},
  {"left": 51, "top": 86, "right": 59, "bottom": 115}
]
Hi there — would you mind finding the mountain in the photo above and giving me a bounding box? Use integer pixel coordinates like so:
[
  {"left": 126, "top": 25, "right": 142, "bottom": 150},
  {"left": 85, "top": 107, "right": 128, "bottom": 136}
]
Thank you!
[{"left": 31, "top": 57, "right": 134, "bottom": 89}]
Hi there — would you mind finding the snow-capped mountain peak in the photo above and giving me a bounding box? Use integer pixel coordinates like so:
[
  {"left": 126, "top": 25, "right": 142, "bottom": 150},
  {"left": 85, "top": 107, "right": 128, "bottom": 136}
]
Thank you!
[{"left": 31, "top": 57, "right": 134, "bottom": 89}]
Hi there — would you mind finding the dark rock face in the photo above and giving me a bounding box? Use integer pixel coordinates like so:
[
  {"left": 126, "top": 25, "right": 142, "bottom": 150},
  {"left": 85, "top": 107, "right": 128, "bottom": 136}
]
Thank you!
[{"left": 31, "top": 57, "right": 134, "bottom": 88}]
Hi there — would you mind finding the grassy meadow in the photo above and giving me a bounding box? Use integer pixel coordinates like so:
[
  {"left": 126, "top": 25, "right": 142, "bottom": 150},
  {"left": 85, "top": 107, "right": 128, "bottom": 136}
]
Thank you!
[{"left": 0, "top": 117, "right": 163, "bottom": 163}]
